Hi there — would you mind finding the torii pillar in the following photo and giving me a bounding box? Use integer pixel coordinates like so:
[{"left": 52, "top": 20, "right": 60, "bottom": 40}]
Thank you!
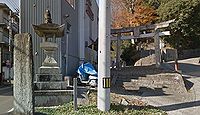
[{"left": 154, "top": 28, "right": 161, "bottom": 68}]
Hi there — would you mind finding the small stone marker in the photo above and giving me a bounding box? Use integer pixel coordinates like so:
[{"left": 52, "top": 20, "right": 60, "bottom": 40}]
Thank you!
[{"left": 13, "top": 33, "right": 34, "bottom": 115}]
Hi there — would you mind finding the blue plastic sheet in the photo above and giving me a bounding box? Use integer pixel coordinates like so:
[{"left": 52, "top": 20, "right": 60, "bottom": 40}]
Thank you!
[{"left": 77, "top": 62, "right": 97, "bottom": 77}]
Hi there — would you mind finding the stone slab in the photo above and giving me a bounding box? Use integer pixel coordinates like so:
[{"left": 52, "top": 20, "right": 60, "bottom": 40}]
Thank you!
[
  {"left": 13, "top": 33, "right": 34, "bottom": 115},
  {"left": 37, "top": 66, "right": 62, "bottom": 81},
  {"left": 36, "top": 74, "right": 62, "bottom": 81},
  {"left": 34, "top": 82, "right": 72, "bottom": 90},
  {"left": 35, "top": 93, "right": 72, "bottom": 107},
  {"left": 34, "top": 90, "right": 73, "bottom": 96},
  {"left": 39, "top": 66, "right": 61, "bottom": 74}
]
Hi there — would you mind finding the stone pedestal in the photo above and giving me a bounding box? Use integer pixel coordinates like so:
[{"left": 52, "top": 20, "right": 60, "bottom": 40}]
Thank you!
[
  {"left": 34, "top": 81, "right": 73, "bottom": 107},
  {"left": 34, "top": 66, "right": 73, "bottom": 106},
  {"left": 34, "top": 66, "right": 73, "bottom": 107},
  {"left": 36, "top": 66, "right": 62, "bottom": 81}
]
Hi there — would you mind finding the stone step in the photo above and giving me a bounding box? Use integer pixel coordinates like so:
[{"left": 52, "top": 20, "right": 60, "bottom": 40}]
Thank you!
[
  {"left": 139, "top": 77, "right": 161, "bottom": 82},
  {"left": 114, "top": 76, "right": 141, "bottom": 81},
  {"left": 36, "top": 74, "right": 63, "bottom": 82},
  {"left": 116, "top": 78, "right": 165, "bottom": 89},
  {"left": 123, "top": 82, "right": 136, "bottom": 86},
  {"left": 138, "top": 75, "right": 176, "bottom": 81},
  {"left": 131, "top": 78, "right": 164, "bottom": 89},
  {"left": 111, "top": 67, "right": 187, "bottom": 96},
  {"left": 131, "top": 79, "right": 138, "bottom": 82},
  {"left": 34, "top": 81, "right": 72, "bottom": 90},
  {"left": 123, "top": 82, "right": 139, "bottom": 90},
  {"left": 112, "top": 73, "right": 145, "bottom": 76},
  {"left": 34, "top": 89, "right": 73, "bottom": 96},
  {"left": 111, "top": 68, "right": 171, "bottom": 75},
  {"left": 145, "top": 74, "right": 177, "bottom": 79},
  {"left": 35, "top": 91, "right": 73, "bottom": 107},
  {"left": 137, "top": 80, "right": 154, "bottom": 88},
  {"left": 114, "top": 74, "right": 176, "bottom": 81}
]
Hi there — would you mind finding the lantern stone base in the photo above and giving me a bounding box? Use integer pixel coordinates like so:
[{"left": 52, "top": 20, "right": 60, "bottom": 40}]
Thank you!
[
  {"left": 34, "top": 88, "right": 73, "bottom": 107},
  {"left": 34, "top": 66, "right": 73, "bottom": 107}
]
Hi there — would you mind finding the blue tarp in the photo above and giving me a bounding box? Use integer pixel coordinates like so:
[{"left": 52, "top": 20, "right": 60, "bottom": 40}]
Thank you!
[{"left": 77, "top": 62, "right": 97, "bottom": 77}]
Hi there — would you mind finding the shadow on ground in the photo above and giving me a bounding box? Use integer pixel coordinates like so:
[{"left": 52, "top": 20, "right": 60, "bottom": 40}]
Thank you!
[
  {"left": 159, "top": 100, "right": 200, "bottom": 111},
  {"left": 111, "top": 86, "right": 171, "bottom": 97},
  {"left": 0, "top": 85, "right": 13, "bottom": 96},
  {"left": 182, "top": 77, "right": 194, "bottom": 91},
  {"left": 168, "top": 62, "right": 200, "bottom": 77},
  {"left": 34, "top": 112, "right": 48, "bottom": 115}
]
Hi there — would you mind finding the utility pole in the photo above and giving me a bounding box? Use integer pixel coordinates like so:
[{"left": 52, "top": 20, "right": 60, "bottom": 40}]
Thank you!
[
  {"left": 8, "top": 10, "right": 12, "bottom": 84},
  {"left": 97, "top": 0, "right": 111, "bottom": 111}
]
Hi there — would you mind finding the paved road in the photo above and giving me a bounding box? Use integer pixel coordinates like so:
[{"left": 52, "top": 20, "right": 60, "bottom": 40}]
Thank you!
[{"left": 0, "top": 86, "right": 13, "bottom": 115}]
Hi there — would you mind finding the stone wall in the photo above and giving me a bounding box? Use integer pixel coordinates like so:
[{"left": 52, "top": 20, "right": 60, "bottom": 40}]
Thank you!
[
  {"left": 178, "top": 49, "right": 200, "bottom": 60},
  {"left": 134, "top": 48, "right": 200, "bottom": 66}
]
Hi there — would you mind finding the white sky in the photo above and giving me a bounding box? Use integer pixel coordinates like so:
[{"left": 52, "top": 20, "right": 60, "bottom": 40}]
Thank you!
[{"left": 0, "top": 0, "right": 19, "bottom": 12}]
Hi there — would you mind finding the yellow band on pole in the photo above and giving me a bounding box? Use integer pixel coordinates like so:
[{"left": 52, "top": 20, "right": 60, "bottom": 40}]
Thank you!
[{"left": 103, "top": 77, "right": 110, "bottom": 88}]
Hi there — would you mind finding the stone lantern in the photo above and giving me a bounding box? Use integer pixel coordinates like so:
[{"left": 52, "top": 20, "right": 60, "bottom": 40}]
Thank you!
[
  {"left": 32, "top": 10, "right": 72, "bottom": 107},
  {"left": 33, "top": 10, "right": 65, "bottom": 81}
]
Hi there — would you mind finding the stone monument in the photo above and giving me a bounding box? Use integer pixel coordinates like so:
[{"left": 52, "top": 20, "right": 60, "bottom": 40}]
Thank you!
[
  {"left": 33, "top": 10, "right": 73, "bottom": 107},
  {"left": 13, "top": 33, "right": 34, "bottom": 115}
]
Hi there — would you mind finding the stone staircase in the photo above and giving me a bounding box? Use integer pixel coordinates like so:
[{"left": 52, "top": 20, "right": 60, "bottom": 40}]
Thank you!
[{"left": 111, "top": 66, "right": 187, "bottom": 95}]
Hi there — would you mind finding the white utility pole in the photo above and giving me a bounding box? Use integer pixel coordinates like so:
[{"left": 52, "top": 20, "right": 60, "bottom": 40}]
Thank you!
[
  {"left": 97, "top": 0, "right": 111, "bottom": 111},
  {"left": 78, "top": 0, "right": 85, "bottom": 64}
]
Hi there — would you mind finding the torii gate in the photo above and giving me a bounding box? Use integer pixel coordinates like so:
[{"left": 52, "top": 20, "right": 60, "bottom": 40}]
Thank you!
[
  {"left": 111, "top": 19, "right": 175, "bottom": 68},
  {"left": 97, "top": 0, "right": 174, "bottom": 112}
]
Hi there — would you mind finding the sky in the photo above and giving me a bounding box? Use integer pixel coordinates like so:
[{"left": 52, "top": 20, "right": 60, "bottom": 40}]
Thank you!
[{"left": 0, "top": 0, "right": 19, "bottom": 12}]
